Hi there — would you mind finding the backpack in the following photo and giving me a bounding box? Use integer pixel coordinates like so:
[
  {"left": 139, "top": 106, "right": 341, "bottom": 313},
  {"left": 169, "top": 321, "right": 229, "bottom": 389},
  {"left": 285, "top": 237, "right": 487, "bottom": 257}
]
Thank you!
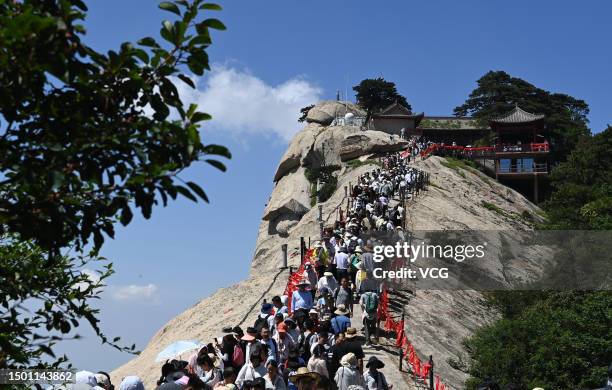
[
  {"left": 364, "top": 292, "right": 379, "bottom": 314},
  {"left": 232, "top": 344, "right": 244, "bottom": 368},
  {"left": 253, "top": 314, "right": 271, "bottom": 334}
]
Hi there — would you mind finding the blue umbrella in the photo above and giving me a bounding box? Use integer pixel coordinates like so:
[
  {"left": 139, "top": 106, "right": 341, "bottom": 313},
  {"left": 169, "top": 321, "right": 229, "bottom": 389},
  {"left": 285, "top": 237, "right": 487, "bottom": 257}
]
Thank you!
[{"left": 155, "top": 339, "right": 203, "bottom": 362}]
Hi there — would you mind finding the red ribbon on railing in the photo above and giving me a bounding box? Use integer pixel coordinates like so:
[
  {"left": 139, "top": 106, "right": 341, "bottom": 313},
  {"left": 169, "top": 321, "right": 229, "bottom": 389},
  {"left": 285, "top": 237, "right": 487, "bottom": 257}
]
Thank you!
[{"left": 377, "top": 285, "right": 451, "bottom": 389}]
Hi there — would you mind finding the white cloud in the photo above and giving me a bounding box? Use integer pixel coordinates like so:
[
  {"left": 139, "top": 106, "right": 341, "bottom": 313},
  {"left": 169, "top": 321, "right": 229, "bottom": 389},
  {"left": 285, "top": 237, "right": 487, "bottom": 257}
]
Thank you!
[
  {"left": 110, "top": 283, "right": 159, "bottom": 302},
  {"left": 75, "top": 268, "right": 101, "bottom": 292},
  {"left": 176, "top": 66, "right": 322, "bottom": 141}
]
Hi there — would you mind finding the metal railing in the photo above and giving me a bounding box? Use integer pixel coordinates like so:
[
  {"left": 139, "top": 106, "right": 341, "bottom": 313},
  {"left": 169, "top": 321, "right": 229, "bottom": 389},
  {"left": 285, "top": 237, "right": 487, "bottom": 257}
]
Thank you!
[{"left": 497, "top": 163, "right": 548, "bottom": 174}]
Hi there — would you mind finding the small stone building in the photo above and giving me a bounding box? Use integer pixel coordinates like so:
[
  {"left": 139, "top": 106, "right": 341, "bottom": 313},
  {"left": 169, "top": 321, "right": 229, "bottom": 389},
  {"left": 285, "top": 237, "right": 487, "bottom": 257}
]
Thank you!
[{"left": 368, "top": 102, "right": 424, "bottom": 136}]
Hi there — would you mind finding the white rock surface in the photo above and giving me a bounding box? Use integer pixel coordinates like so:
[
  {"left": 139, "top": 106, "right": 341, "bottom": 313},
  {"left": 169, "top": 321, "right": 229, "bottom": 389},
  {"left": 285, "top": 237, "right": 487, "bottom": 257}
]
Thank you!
[{"left": 112, "top": 123, "right": 546, "bottom": 390}]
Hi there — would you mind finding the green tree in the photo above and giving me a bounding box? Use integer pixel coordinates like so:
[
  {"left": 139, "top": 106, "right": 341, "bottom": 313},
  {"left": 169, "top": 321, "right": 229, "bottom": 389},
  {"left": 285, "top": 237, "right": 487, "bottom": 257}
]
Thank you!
[
  {"left": 298, "top": 104, "right": 315, "bottom": 122},
  {"left": 353, "top": 77, "right": 411, "bottom": 122},
  {"left": 464, "top": 127, "right": 612, "bottom": 389},
  {"left": 542, "top": 126, "right": 612, "bottom": 230},
  {"left": 454, "top": 71, "right": 590, "bottom": 162},
  {"left": 0, "top": 0, "right": 229, "bottom": 368},
  {"left": 464, "top": 292, "right": 612, "bottom": 390}
]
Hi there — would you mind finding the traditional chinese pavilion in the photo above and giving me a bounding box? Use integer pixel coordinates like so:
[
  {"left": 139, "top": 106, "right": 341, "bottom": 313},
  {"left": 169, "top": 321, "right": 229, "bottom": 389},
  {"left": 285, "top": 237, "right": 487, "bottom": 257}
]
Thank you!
[{"left": 489, "top": 105, "right": 550, "bottom": 202}]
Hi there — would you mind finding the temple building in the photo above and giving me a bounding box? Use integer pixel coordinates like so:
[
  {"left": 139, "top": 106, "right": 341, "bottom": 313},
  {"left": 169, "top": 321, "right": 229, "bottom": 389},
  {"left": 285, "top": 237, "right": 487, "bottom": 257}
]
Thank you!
[
  {"left": 367, "top": 102, "right": 424, "bottom": 135},
  {"left": 489, "top": 105, "right": 550, "bottom": 202}
]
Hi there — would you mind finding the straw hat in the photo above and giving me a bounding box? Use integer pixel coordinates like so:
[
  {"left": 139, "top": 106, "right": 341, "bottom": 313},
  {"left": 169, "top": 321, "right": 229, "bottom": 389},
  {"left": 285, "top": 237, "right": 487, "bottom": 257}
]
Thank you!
[
  {"left": 345, "top": 327, "right": 358, "bottom": 339},
  {"left": 288, "top": 367, "right": 322, "bottom": 383},
  {"left": 340, "top": 352, "right": 357, "bottom": 368},
  {"left": 296, "top": 278, "right": 311, "bottom": 287},
  {"left": 334, "top": 304, "right": 349, "bottom": 316}
]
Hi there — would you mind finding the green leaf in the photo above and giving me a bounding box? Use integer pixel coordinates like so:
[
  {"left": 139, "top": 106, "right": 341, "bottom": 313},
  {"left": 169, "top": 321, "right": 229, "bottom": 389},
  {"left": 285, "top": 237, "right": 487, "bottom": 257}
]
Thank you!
[
  {"left": 202, "top": 18, "right": 226, "bottom": 30},
  {"left": 186, "top": 181, "right": 209, "bottom": 203},
  {"left": 189, "top": 34, "right": 212, "bottom": 46},
  {"left": 199, "top": 3, "right": 222, "bottom": 10},
  {"left": 177, "top": 74, "right": 195, "bottom": 89},
  {"left": 132, "top": 49, "right": 149, "bottom": 64},
  {"left": 161, "top": 20, "right": 175, "bottom": 44},
  {"left": 191, "top": 112, "right": 212, "bottom": 123},
  {"left": 120, "top": 206, "right": 133, "bottom": 226},
  {"left": 205, "top": 159, "right": 226, "bottom": 172},
  {"left": 176, "top": 185, "right": 197, "bottom": 202},
  {"left": 159, "top": 2, "right": 181, "bottom": 16},
  {"left": 203, "top": 144, "right": 232, "bottom": 159},
  {"left": 187, "top": 58, "right": 205, "bottom": 76},
  {"left": 138, "top": 37, "right": 160, "bottom": 48}
]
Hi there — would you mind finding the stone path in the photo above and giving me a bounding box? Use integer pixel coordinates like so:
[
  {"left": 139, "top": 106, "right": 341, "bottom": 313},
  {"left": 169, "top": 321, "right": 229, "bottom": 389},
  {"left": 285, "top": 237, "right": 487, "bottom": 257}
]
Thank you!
[{"left": 351, "top": 297, "right": 419, "bottom": 390}]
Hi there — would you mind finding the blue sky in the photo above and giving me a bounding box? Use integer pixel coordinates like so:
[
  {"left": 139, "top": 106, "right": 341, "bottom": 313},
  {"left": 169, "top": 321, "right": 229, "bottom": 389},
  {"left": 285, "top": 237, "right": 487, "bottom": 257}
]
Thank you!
[{"left": 55, "top": 0, "right": 611, "bottom": 371}]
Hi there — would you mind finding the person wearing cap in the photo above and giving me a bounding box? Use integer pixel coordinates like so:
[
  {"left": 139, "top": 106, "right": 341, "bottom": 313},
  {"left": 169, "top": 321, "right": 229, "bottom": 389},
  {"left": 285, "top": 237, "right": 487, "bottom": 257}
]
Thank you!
[
  {"left": 241, "top": 330, "right": 258, "bottom": 364},
  {"left": 334, "top": 353, "right": 366, "bottom": 390},
  {"left": 307, "top": 308, "right": 319, "bottom": 331},
  {"left": 317, "top": 272, "right": 338, "bottom": 296},
  {"left": 273, "top": 322, "right": 295, "bottom": 366},
  {"left": 288, "top": 367, "right": 322, "bottom": 390},
  {"left": 331, "top": 304, "right": 351, "bottom": 335},
  {"left": 363, "top": 356, "right": 392, "bottom": 390},
  {"left": 334, "top": 245, "right": 350, "bottom": 283},
  {"left": 284, "top": 317, "right": 300, "bottom": 344},
  {"left": 348, "top": 246, "right": 362, "bottom": 288},
  {"left": 340, "top": 328, "right": 364, "bottom": 373},
  {"left": 303, "top": 263, "right": 318, "bottom": 298},
  {"left": 291, "top": 279, "right": 313, "bottom": 312},
  {"left": 316, "top": 287, "right": 334, "bottom": 319},
  {"left": 257, "top": 303, "right": 276, "bottom": 334},
  {"left": 360, "top": 288, "right": 379, "bottom": 346},
  {"left": 334, "top": 278, "right": 354, "bottom": 317}
]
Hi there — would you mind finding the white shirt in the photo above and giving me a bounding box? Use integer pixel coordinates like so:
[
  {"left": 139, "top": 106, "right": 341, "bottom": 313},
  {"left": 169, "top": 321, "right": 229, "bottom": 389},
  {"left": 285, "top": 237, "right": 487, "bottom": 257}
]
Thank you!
[{"left": 335, "top": 252, "right": 350, "bottom": 270}]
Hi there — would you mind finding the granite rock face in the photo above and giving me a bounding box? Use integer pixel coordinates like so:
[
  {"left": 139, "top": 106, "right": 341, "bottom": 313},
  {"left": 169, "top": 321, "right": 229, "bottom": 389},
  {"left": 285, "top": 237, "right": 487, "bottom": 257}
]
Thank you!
[
  {"left": 340, "top": 131, "right": 409, "bottom": 161},
  {"left": 112, "top": 105, "right": 546, "bottom": 390}
]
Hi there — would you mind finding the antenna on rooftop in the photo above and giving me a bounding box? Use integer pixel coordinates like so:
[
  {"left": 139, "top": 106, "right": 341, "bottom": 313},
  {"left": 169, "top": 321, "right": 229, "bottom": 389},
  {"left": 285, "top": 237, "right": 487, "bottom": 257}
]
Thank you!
[{"left": 345, "top": 74, "right": 349, "bottom": 103}]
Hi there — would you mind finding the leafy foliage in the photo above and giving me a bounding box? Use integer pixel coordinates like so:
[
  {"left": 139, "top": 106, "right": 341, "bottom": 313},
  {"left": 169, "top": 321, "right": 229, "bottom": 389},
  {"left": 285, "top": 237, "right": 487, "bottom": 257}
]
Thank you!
[
  {"left": 0, "top": 237, "right": 125, "bottom": 368},
  {"left": 352, "top": 78, "right": 411, "bottom": 122},
  {"left": 542, "top": 126, "right": 612, "bottom": 230},
  {"left": 454, "top": 71, "right": 590, "bottom": 162},
  {"left": 464, "top": 292, "right": 612, "bottom": 390},
  {"left": 0, "top": 0, "right": 228, "bottom": 368},
  {"left": 0, "top": 0, "right": 230, "bottom": 256},
  {"left": 464, "top": 128, "right": 612, "bottom": 390},
  {"left": 298, "top": 104, "right": 315, "bottom": 122},
  {"left": 305, "top": 165, "right": 340, "bottom": 204}
]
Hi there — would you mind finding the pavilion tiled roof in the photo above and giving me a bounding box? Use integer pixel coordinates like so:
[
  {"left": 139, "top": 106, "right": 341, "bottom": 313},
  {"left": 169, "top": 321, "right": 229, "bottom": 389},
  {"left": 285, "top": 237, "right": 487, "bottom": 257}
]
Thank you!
[{"left": 490, "top": 105, "right": 545, "bottom": 124}]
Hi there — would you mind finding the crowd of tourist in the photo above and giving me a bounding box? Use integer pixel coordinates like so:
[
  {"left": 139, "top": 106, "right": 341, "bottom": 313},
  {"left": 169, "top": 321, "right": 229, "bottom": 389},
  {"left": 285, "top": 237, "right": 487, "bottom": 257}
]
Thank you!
[{"left": 67, "top": 153, "right": 426, "bottom": 390}]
